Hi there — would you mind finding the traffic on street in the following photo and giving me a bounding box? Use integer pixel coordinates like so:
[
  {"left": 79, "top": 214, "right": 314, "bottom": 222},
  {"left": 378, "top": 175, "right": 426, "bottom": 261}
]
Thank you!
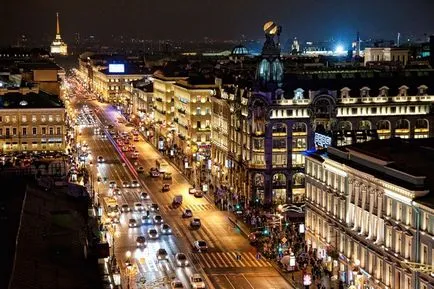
[{"left": 67, "top": 74, "right": 292, "bottom": 289}]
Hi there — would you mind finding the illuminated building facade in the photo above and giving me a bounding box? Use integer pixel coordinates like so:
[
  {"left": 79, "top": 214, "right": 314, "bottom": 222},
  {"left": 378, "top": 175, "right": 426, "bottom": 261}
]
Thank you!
[
  {"left": 210, "top": 23, "right": 434, "bottom": 207},
  {"left": 172, "top": 79, "right": 216, "bottom": 176},
  {"left": 304, "top": 138, "right": 434, "bottom": 289},
  {"left": 50, "top": 13, "right": 68, "bottom": 56},
  {"left": 0, "top": 88, "right": 66, "bottom": 152}
]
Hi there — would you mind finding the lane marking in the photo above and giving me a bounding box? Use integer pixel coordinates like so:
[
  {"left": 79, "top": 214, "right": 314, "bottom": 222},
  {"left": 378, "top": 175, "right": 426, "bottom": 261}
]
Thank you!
[{"left": 224, "top": 275, "right": 237, "bottom": 289}]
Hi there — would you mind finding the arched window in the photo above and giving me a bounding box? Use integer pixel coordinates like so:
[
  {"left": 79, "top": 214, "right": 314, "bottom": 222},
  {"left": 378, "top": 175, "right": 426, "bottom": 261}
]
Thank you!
[
  {"left": 396, "top": 119, "right": 410, "bottom": 130},
  {"left": 338, "top": 121, "right": 352, "bottom": 130},
  {"left": 292, "top": 173, "right": 305, "bottom": 186},
  {"left": 292, "top": 122, "right": 307, "bottom": 134},
  {"left": 272, "top": 123, "right": 287, "bottom": 136},
  {"left": 272, "top": 173, "right": 287, "bottom": 187},
  {"left": 253, "top": 173, "right": 265, "bottom": 187},
  {"left": 415, "top": 119, "right": 429, "bottom": 130},
  {"left": 359, "top": 120, "right": 372, "bottom": 130},
  {"left": 377, "top": 120, "right": 391, "bottom": 131}
]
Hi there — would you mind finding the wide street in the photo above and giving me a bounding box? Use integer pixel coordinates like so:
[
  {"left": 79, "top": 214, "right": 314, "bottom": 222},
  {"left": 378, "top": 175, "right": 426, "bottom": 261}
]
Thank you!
[{"left": 68, "top": 76, "right": 291, "bottom": 289}]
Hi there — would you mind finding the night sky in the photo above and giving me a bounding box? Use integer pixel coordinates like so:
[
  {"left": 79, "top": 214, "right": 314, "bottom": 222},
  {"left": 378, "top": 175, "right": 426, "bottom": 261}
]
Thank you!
[{"left": 1, "top": 0, "right": 434, "bottom": 45}]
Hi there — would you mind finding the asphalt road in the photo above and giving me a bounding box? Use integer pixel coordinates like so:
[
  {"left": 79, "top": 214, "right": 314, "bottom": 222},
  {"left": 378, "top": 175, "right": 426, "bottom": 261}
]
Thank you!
[{"left": 68, "top": 75, "right": 292, "bottom": 289}]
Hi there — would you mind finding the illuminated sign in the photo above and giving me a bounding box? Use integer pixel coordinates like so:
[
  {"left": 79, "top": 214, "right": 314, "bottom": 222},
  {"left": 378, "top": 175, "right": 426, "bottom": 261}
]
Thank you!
[
  {"left": 108, "top": 64, "right": 125, "bottom": 73},
  {"left": 303, "top": 274, "right": 312, "bottom": 286},
  {"left": 314, "top": 132, "right": 332, "bottom": 148},
  {"left": 299, "top": 224, "right": 305, "bottom": 233}
]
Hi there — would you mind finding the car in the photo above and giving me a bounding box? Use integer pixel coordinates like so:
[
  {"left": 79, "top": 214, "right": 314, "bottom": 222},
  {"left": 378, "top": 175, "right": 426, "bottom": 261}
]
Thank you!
[
  {"left": 122, "top": 181, "right": 130, "bottom": 188},
  {"left": 109, "top": 181, "right": 117, "bottom": 188},
  {"left": 137, "top": 166, "right": 145, "bottom": 173},
  {"left": 136, "top": 236, "right": 146, "bottom": 247},
  {"left": 190, "top": 218, "right": 201, "bottom": 228},
  {"left": 194, "top": 191, "right": 204, "bottom": 198},
  {"left": 131, "top": 180, "right": 140, "bottom": 187},
  {"left": 156, "top": 248, "right": 168, "bottom": 261},
  {"left": 170, "top": 280, "right": 184, "bottom": 289},
  {"left": 122, "top": 146, "right": 129, "bottom": 152},
  {"left": 140, "top": 192, "right": 150, "bottom": 200},
  {"left": 188, "top": 187, "right": 197, "bottom": 194},
  {"left": 128, "top": 218, "right": 138, "bottom": 227},
  {"left": 131, "top": 152, "right": 139, "bottom": 159},
  {"left": 149, "top": 168, "right": 160, "bottom": 177},
  {"left": 159, "top": 223, "right": 172, "bottom": 235},
  {"left": 97, "top": 155, "right": 104, "bottom": 163},
  {"left": 121, "top": 204, "right": 131, "bottom": 212},
  {"left": 175, "top": 253, "right": 189, "bottom": 267},
  {"left": 141, "top": 215, "right": 153, "bottom": 225},
  {"left": 134, "top": 202, "right": 144, "bottom": 212},
  {"left": 163, "top": 172, "right": 172, "bottom": 180},
  {"left": 182, "top": 209, "right": 193, "bottom": 218},
  {"left": 133, "top": 136, "right": 140, "bottom": 142},
  {"left": 112, "top": 188, "right": 121, "bottom": 196},
  {"left": 153, "top": 215, "right": 163, "bottom": 224},
  {"left": 162, "top": 183, "right": 170, "bottom": 192},
  {"left": 148, "top": 228, "right": 159, "bottom": 239},
  {"left": 193, "top": 240, "right": 208, "bottom": 252},
  {"left": 150, "top": 203, "right": 159, "bottom": 212},
  {"left": 189, "top": 274, "right": 206, "bottom": 289},
  {"left": 123, "top": 139, "right": 130, "bottom": 144}
]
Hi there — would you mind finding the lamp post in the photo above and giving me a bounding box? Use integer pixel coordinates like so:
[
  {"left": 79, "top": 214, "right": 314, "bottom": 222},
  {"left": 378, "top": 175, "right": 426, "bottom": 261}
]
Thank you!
[{"left": 125, "top": 251, "right": 132, "bottom": 289}]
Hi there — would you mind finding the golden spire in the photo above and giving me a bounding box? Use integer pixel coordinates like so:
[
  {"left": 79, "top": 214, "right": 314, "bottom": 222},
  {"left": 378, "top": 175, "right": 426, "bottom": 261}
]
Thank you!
[{"left": 56, "top": 12, "right": 60, "bottom": 35}]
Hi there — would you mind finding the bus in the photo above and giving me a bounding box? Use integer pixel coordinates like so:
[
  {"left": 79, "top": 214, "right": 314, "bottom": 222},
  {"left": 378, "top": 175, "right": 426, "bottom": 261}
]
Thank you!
[
  {"left": 103, "top": 197, "right": 120, "bottom": 223},
  {"left": 156, "top": 159, "right": 169, "bottom": 173}
]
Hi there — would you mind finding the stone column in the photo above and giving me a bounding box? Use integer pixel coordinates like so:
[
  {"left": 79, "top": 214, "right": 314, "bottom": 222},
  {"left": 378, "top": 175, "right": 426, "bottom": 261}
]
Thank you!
[
  {"left": 346, "top": 177, "right": 355, "bottom": 225},
  {"left": 352, "top": 181, "right": 360, "bottom": 231},
  {"left": 367, "top": 188, "right": 376, "bottom": 239},
  {"left": 360, "top": 184, "right": 368, "bottom": 235},
  {"left": 375, "top": 190, "right": 384, "bottom": 244}
]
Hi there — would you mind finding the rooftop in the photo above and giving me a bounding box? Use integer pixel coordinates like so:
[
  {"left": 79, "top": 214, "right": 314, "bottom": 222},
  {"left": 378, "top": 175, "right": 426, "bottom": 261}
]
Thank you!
[
  {"left": 324, "top": 138, "right": 434, "bottom": 208},
  {"left": 0, "top": 91, "right": 63, "bottom": 109}
]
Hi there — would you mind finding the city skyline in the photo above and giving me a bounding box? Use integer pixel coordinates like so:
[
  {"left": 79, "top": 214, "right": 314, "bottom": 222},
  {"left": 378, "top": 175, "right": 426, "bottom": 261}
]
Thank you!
[{"left": 2, "top": 0, "right": 434, "bottom": 46}]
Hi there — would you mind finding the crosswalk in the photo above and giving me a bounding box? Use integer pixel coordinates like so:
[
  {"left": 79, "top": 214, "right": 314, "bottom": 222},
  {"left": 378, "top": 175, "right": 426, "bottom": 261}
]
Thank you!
[
  {"left": 194, "top": 252, "right": 272, "bottom": 269},
  {"left": 164, "top": 203, "right": 215, "bottom": 213}
]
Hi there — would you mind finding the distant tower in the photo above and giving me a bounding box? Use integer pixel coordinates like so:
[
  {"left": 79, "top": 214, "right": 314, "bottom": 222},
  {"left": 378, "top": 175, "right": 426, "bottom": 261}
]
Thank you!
[
  {"left": 50, "top": 12, "right": 68, "bottom": 55},
  {"left": 355, "top": 31, "right": 361, "bottom": 57},
  {"left": 291, "top": 37, "right": 300, "bottom": 54}
]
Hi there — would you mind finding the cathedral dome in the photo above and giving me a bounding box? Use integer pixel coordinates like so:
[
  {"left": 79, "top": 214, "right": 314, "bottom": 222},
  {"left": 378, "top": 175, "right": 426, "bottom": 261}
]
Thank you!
[{"left": 231, "top": 45, "right": 249, "bottom": 56}]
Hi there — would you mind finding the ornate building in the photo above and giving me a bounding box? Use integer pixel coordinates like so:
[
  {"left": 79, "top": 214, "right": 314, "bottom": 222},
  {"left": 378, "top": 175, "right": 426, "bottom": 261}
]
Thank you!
[
  {"left": 304, "top": 138, "right": 434, "bottom": 289},
  {"left": 50, "top": 13, "right": 68, "bottom": 56},
  {"left": 211, "top": 23, "right": 434, "bottom": 208}
]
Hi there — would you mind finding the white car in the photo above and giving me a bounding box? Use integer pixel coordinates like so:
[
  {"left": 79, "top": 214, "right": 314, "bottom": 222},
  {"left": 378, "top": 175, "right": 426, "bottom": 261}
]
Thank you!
[
  {"left": 189, "top": 274, "right": 206, "bottom": 289},
  {"left": 134, "top": 202, "right": 144, "bottom": 212},
  {"left": 171, "top": 280, "right": 184, "bottom": 289}
]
